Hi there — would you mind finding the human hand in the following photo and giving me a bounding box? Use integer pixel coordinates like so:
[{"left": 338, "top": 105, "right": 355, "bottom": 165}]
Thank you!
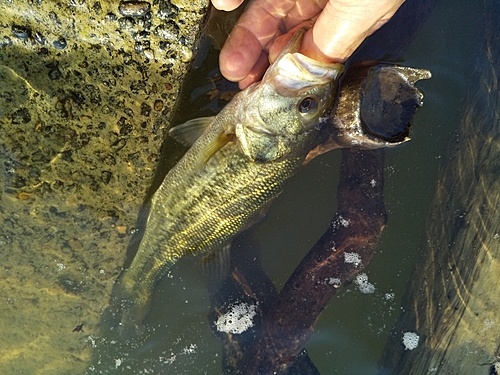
[{"left": 212, "top": 0, "right": 405, "bottom": 89}]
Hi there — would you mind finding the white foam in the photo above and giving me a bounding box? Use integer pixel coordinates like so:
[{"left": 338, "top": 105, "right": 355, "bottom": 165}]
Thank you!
[
  {"left": 354, "top": 273, "right": 375, "bottom": 294},
  {"left": 385, "top": 293, "right": 395, "bottom": 301},
  {"left": 327, "top": 278, "right": 342, "bottom": 288},
  {"left": 344, "top": 252, "right": 362, "bottom": 267},
  {"left": 215, "top": 302, "right": 257, "bottom": 334},
  {"left": 402, "top": 331, "right": 419, "bottom": 350}
]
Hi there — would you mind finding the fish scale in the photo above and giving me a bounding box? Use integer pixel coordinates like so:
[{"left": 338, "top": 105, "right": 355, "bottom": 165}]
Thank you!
[
  {"left": 102, "top": 28, "right": 344, "bottom": 336},
  {"left": 125, "top": 134, "right": 299, "bottom": 297}
]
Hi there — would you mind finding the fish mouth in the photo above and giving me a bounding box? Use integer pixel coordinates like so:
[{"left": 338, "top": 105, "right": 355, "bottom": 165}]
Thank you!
[{"left": 269, "top": 53, "right": 344, "bottom": 96}]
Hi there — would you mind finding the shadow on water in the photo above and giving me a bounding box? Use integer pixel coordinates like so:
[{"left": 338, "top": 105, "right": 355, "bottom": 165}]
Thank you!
[{"left": 306, "top": 0, "right": 485, "bottom": 373}]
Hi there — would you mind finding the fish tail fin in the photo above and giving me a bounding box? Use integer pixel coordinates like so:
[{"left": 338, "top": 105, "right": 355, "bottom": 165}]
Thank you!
[{"left": 98, "top": 271, "right": 152, "bottom": 340}]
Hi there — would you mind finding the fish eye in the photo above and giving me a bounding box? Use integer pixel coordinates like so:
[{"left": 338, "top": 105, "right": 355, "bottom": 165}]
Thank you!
[{"left": 298, "top": 97, "right": 317, "bottom": 114}]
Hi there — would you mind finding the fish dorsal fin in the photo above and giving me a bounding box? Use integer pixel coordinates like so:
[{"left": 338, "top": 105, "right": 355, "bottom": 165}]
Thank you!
[
  {"left": 195, "top": 131, "right": 234, "bottom": 171},
  {"left": 169, "top": 117, "right": 215, "bottom": 147}
]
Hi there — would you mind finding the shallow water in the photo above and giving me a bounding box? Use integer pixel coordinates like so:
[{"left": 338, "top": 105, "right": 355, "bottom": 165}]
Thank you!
[
  {"left": 119, "top": 0, "right": 485, "bottom": 373},
  {"left": 0, "top": 0, "right": 488, "bottom": 373},
  {"left": 299, "top": 0, "right": 484, "bottom": 372},
  {"left": 149, "top": 1, "right": 485, "bottom": 374}
]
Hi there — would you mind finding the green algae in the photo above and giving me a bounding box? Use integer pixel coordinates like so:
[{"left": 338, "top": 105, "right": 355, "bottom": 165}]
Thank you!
[{"left": 0, "top": 0, "right": 209, "bottom": 373}]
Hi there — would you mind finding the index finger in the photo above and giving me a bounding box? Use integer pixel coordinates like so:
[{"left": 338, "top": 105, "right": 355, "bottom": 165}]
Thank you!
[{"left": 219, "top": 0, "right": 295, "bottom": 82}]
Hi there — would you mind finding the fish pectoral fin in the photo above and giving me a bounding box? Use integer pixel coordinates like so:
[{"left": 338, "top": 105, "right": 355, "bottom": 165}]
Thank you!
[
  {"left": 169, "top": 116, "right": 215, "bottom": 146},
  {"left": 195, "top": 131, "right": 234, "bottom": 171},
  {"left": 199, "top": 243, "right": 232, "bottom": 294}
]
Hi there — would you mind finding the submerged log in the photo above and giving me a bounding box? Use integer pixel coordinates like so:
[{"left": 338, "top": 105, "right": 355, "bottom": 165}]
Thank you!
[
  {"left": 208, "top": 0, "right": 438, "bottom": 373},
  {"left": 208, "top": 148, "right": 385, "bottom": 375},
  {"left": 379, "top": 1, "right": 500, "bottom": 374},
  {"left": 207, "top": 237, "right": 322, "bottom": 375},
  {"left": 236, "top": 148, "right": 386, "bottom": 374}
]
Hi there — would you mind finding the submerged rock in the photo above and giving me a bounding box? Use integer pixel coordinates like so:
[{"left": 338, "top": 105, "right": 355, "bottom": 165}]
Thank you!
[{"left": 0, "top": 0, "right": 208, "bottom": 373}]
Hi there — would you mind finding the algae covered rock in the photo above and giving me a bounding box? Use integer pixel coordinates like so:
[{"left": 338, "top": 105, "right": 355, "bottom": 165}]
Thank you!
[{"left": 0, "top": 0, "right": 208, "bottom": 373}]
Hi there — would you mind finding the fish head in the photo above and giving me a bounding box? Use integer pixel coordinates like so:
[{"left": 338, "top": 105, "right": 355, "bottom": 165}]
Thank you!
[{"left": 236, "top": 40, "right": 343, "bottom": 162}]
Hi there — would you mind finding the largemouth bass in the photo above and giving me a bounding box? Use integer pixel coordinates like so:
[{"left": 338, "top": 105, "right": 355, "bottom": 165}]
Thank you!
[{"left": 104, "top": 29, "right": 344, "bottom": 334}]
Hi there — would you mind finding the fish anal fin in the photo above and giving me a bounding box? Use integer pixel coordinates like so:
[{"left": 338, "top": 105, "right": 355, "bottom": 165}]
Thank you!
[{"left": 199, "top": 243, "right": 232, "bottom": 294}]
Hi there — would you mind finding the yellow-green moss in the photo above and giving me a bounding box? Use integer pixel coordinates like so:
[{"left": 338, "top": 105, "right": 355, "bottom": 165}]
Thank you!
[{"left": 0, "top": 0, "right": 209, "bottom": 372}]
